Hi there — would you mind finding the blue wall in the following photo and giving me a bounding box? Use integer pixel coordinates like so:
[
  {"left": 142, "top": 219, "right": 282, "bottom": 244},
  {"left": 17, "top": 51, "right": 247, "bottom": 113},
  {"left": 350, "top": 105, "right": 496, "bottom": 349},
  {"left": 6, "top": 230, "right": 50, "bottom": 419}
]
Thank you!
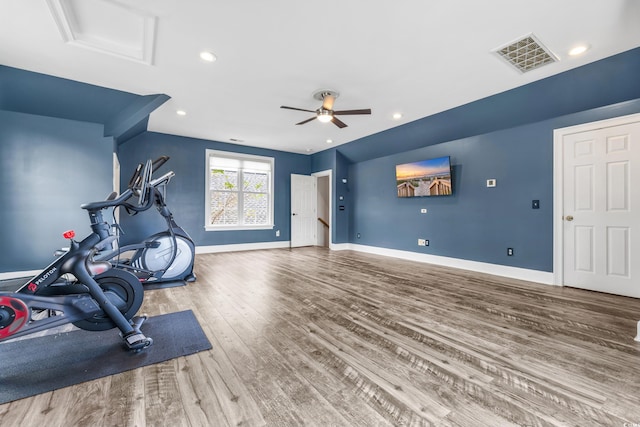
[
  {"left": 335, "top": 150, "right": 351, "bottom": 244},
  {"left": 345, "top": 100, "right": 640, "bottom": 271},
  {"left": 0, "top": 65, "right": 143, "bottom": 130},
  {"left": 117, "top": 131, "right": 311, "bottom": 247},
  {"left": 0, "top": 111, "right": 113, "bottom": 272},
  {"left": 307, "top": 47, "right": 640, "bottom": 272},
  {"left": 3, "top": 47, "right": 640, "bottom": 275}
]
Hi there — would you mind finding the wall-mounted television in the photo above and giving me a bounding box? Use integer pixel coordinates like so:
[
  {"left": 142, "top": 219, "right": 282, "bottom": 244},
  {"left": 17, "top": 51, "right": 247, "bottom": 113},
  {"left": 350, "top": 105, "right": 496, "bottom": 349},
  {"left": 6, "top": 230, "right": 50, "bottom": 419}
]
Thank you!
[{"left": 395, "top": 156, "right": 452, "bottom": 198}]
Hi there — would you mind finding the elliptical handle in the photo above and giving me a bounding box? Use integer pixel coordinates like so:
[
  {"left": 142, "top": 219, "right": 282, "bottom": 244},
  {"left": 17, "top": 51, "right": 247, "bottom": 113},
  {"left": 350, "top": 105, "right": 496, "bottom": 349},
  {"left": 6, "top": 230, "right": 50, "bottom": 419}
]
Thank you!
[
  {"left": 137, "top": 159, "right": 153, "bottom": 207},
  {"left": 149, "top": 171, "right": 175, "bottom": 187},
  {"left": 127, "top": 163, "right": 143, "bottom": 190},
  {"left": 152, "top": 156, "right": 170, "bottom": 172},
  {"left": 82, "top": 156, "right": 172, "bottom": 212}
]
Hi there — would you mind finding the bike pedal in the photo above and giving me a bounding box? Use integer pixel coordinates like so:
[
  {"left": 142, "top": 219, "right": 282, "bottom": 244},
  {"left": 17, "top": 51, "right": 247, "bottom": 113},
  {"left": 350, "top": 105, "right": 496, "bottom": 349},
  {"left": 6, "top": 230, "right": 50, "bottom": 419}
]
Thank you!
[{"left": 123, "top": 331, "right": 153, "bottom": 351}]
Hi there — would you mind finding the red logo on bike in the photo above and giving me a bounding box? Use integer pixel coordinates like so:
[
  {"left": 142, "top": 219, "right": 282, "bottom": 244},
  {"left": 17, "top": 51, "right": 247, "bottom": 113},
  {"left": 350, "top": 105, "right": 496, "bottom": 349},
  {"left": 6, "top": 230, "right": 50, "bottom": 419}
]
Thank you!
[{"left": 27, "top": 283, "right": 37, "bottom": 292}]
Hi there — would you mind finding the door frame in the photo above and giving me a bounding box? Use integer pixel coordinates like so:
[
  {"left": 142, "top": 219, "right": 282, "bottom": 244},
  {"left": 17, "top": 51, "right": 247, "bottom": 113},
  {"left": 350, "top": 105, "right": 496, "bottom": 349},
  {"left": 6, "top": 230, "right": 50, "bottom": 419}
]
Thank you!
[
  {"left": 312, "top": 169, "right": 332, "bottom": 247},
  {"left": 552, "top": 112, "right": 640, "bottom": 286}
]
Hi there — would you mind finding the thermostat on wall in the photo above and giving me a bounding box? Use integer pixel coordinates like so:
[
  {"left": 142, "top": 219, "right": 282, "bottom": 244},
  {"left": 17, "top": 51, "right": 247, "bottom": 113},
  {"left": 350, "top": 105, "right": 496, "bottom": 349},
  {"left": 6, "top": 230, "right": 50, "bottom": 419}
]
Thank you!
[{"left": 486, "top": 179, "right": 497, "bottom": 187}]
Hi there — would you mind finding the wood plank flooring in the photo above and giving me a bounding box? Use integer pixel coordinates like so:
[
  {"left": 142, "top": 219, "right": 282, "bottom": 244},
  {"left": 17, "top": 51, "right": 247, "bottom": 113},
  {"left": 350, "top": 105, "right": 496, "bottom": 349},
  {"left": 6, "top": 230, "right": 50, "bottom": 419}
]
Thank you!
[{"left": 1, "top": 247, "right": 640, "bottom": 426}]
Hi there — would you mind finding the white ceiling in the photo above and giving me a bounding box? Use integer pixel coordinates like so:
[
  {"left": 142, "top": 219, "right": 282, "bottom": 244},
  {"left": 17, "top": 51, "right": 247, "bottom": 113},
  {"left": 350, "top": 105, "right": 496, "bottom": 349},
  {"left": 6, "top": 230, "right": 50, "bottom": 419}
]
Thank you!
[{"left": 2, "top": 0, "right": 640, "bottom": 154}]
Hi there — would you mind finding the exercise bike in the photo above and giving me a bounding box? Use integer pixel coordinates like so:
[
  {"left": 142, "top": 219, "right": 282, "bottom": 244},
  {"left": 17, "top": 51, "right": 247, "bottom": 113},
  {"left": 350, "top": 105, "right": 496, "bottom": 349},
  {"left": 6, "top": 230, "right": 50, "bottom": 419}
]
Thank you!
[
  {"left": 0, "top": 166, "right": 157, "bottom": 351},
  {"left": 94, "top": 156, "right": 196, "bottom": 284}
]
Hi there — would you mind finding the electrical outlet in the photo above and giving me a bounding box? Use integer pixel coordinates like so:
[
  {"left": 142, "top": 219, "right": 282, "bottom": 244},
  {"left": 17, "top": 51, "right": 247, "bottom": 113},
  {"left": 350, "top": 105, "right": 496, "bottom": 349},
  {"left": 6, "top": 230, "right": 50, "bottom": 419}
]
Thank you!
[
  {"left": 275, "top": 230, "right": 280, "bottom": 237},
  {"left": 507, "top": 248, "right": 514, "bottom": 256},
  {"left": 420, "top": 208, "right": 427, "bottom": 214},
  {"left": 424, "top": 240, "right": 429, "bottom": 246},
  {"left": 418, "top": 239, "right": 426, "bottom": 246},
  {"left": 357, "top": 233, "right": 361, "bottom": 239}
]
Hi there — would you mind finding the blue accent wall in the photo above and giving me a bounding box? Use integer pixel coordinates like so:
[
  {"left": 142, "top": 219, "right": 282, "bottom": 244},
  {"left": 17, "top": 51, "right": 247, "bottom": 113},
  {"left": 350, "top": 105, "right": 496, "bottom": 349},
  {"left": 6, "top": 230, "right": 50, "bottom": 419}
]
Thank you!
[
  {"left": 335, "top": 150, "right": 351, "bottom": 244},
  {"left": 344, "top": 99, "right": 640, "bottom": 272},
  {"left": 3, "top": 47, "right": 640, "bottom": 275},
  {"left": 0, "top": 65, "right": 168, "bottom": 144},
  {"left": 116, "top": 132, "right": 311, "bottom": 247},
  {"left": 308, "top": 47, "right": 640, "bottom": 272},
  {"left": 0, "top": 65, "right": 141, "bottom": 126},
  {"left": 0, "top": 111, "right": 113, "bottom": 272}
]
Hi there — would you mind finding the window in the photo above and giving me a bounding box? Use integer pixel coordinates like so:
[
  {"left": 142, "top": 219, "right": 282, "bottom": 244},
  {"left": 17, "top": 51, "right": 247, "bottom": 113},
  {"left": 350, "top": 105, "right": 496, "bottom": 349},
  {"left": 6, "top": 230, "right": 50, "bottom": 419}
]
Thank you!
[{"left": 205, "top": 150, "right": 274, "bottom": 230}]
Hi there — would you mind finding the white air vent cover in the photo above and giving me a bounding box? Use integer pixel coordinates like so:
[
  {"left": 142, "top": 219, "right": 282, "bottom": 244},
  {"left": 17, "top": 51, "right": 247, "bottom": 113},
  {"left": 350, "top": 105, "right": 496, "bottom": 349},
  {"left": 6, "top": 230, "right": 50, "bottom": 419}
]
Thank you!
[{"left": 493, "top": 34, "right": 558, "bottom": 73}]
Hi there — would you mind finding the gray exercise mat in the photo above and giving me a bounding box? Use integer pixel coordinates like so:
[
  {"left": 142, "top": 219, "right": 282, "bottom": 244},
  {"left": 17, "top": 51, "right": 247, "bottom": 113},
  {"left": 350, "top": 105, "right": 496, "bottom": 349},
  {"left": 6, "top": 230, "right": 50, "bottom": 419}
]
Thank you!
[{"left": 0, "top": 310, "right": 211, "bottom": 404}]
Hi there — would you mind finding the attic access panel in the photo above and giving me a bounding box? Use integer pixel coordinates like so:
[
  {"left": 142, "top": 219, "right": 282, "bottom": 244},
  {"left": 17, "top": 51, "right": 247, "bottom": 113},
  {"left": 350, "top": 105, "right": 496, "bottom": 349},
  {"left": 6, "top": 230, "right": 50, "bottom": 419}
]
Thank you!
[{"left": 46, "top": 0, "right": 157, "bottom": 65}]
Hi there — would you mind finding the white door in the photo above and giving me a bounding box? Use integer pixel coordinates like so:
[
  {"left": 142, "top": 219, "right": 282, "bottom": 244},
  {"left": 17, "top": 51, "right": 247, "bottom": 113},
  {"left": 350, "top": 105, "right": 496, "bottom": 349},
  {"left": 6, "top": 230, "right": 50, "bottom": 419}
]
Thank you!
[
  {"left": 558, "top": 116, "right": 640, "bottom": 297},
  {"left": 291, "top": 174, "right": 317, "bottom": 247}
]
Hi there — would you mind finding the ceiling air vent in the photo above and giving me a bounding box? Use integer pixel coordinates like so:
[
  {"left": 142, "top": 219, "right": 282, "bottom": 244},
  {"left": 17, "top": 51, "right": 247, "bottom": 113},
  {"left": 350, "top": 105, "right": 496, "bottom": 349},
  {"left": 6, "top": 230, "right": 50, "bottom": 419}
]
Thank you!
[{"left": 493, "top": 34, "right": 558, "bottom": 73}]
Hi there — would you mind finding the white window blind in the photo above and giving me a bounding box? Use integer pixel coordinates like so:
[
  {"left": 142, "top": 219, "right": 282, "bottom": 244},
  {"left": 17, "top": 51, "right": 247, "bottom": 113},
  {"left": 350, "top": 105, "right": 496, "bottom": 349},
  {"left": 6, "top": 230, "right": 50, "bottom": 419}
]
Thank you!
[{"left": 205, "top": 150, "right": 274, "bottom": 230}]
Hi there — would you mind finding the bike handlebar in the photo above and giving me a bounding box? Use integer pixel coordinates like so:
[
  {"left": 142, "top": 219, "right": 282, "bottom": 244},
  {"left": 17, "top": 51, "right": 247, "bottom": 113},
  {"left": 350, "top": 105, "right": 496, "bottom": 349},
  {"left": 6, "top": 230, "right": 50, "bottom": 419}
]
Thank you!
[{"left": 81, "top": 188, "right": 136, "bottom": 211}]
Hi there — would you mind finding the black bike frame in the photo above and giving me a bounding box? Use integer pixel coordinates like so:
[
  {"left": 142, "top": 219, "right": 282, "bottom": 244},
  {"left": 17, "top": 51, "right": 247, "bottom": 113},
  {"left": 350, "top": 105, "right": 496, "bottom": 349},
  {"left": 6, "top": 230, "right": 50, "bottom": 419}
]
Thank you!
[{"left": 1, "top": 203, "right": 141, "bottom": 341}]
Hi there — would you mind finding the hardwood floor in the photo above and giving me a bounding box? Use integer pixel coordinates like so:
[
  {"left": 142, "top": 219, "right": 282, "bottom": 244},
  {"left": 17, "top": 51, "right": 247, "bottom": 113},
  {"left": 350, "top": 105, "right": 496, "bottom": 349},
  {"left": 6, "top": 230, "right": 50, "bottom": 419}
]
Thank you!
[{"left": 1, "top": 247, "right": 640, "bottom": 426}]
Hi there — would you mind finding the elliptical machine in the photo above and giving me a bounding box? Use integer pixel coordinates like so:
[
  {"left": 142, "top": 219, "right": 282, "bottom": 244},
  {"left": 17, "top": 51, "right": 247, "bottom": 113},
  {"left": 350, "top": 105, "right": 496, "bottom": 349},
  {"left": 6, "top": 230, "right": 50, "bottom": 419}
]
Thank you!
[
  {"left": 95, "top": 156, "right": 196, "bottom": 284},
  {"left": 0, "top": 163, "right": 158, "bottom": 351}
]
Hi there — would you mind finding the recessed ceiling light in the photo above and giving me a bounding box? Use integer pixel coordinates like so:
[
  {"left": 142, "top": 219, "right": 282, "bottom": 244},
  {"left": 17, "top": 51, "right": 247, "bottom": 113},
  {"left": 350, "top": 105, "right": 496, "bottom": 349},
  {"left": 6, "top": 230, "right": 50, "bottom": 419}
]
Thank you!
[
  {"left": 393, "top": 113, "right": 403, "bottom": 120},
  {"left": 199, "top": 51, "right": 217, "bottom": 62},
  {"left": 176, "top": 110, "right": 187, "bottom": 116},
  {"left": 569, "top": 44, "right": 589, "bottom": 56},
  {"left": 326, "top": 139, "right": 333, "bottom": 144}
]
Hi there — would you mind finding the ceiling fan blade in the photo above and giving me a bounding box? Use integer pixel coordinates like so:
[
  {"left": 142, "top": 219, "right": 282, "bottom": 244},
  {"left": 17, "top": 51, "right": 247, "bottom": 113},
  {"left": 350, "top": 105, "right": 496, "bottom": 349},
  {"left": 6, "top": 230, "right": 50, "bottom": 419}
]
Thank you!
[
  {"left": 334, "top": 109, "right": 372, "bottom": 115},
  {"left": 332, "top": 116, "right": 348, "bottom": 128},
  {"left": 296, "top": 116, "right": 317, "bottom": 125},
  {"left": 281, "top": 106, "right": 316, "bottom": 113}
]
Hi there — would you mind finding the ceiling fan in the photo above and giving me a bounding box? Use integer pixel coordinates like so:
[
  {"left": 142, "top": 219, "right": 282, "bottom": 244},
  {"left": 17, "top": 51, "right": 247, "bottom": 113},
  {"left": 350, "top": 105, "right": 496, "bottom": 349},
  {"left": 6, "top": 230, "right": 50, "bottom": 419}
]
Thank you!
[{"left": 280, "top": 90, "right": 371, "bottom": 128}]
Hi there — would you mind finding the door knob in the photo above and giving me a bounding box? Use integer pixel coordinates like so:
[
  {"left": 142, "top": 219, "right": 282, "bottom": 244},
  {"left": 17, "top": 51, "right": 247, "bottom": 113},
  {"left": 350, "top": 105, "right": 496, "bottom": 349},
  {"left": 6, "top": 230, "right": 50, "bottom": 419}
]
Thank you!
[{"left": 565, "top": 215, "right": 574, "bottom": 221}]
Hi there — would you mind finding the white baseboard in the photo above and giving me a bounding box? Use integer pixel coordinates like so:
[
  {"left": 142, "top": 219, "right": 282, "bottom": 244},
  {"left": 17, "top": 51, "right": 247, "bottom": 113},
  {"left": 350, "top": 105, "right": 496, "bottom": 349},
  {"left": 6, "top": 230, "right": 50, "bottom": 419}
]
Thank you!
[
  {"left": 342, "top": 243, "right": 555, "bottom": 285},
  {"left": 329, "top": 243, "right": 351, "bottom": 251},
  {"left": 2, "top": 243, "right": 291, "bottom": 279},
  {"left": 196, "top": 240, "right": 291, "bottom": 254},
  {"left": 2, "top": 242, "right": 553, "bottom": 286}
]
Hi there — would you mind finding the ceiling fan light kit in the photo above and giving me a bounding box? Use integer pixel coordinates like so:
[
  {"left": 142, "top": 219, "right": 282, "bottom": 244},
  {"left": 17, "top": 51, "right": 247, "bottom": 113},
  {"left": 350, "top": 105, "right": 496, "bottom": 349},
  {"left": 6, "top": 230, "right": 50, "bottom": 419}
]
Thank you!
[
  {"left": 317, "top": 111, "right": 333, "bottom": 123},
  {"left": 281, "top": 89, "right": 371, "bottom": 128}
]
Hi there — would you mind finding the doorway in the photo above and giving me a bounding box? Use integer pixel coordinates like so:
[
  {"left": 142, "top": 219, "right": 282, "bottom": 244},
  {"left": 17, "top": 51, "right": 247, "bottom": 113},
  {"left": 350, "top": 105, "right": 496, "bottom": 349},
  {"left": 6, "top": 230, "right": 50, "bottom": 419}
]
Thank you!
[
  {"left": 553, "top": 113, "right": 640, "bottom": 297},
  {"left": 315, "top": 171, "right": 331, "bottom": 248},
  {"left": 290, "top": 170, "right": 332, "bottom": 248}
]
